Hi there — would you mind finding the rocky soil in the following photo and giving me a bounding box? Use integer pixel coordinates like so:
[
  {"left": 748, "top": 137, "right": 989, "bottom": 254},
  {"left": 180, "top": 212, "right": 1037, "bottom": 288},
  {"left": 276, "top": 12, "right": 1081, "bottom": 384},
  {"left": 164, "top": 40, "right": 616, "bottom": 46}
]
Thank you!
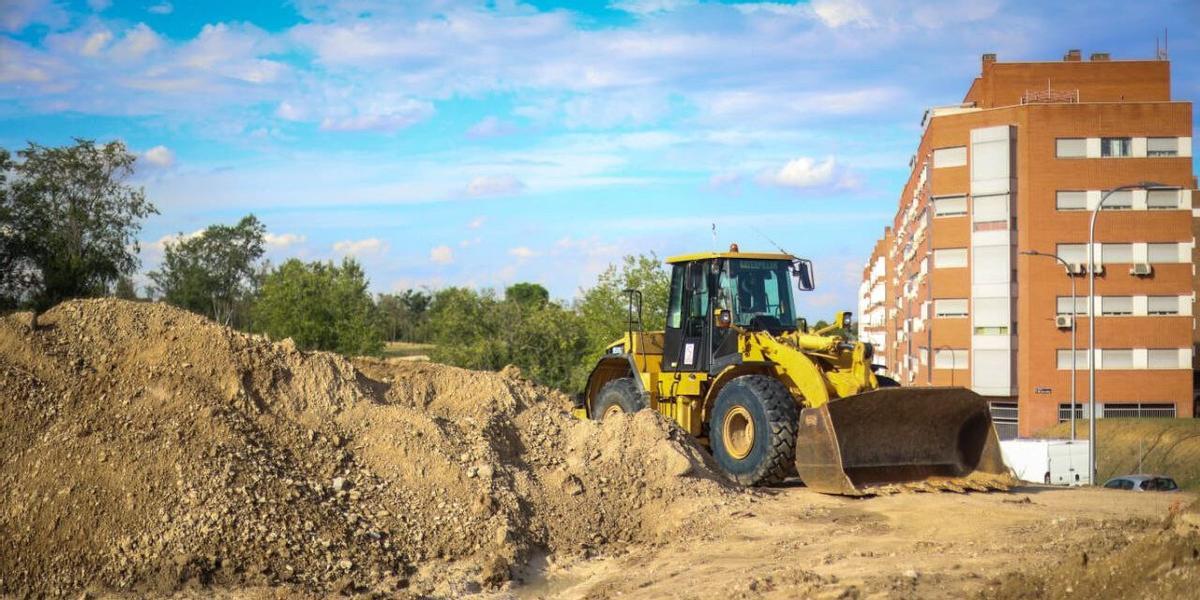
[{"left": 0, "top": 299, "right": 744, "bottom": 598}]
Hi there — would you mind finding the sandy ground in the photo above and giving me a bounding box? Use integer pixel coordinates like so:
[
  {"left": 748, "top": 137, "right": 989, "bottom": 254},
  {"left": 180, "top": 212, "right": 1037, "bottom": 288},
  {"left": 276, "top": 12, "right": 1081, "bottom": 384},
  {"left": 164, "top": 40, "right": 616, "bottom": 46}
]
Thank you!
[{"left": 511, "top": 484, "right": 1190, "bottom": 599}]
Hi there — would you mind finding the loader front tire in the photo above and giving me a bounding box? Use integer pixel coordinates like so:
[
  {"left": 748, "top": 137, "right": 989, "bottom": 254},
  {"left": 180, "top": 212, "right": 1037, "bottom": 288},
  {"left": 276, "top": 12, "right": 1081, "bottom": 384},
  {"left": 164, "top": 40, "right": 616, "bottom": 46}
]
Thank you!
[
  {"left": 591, "top": 377, "right": 645, "bottom": 421},
  {"left": 709, "top": 374, "right": 798, "bottom": 486}
]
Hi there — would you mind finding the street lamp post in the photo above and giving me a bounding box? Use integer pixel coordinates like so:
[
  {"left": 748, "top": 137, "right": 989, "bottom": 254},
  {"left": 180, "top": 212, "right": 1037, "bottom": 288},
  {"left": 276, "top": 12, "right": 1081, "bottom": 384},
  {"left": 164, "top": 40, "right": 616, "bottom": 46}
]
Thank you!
[
  {"left": 1087, "top": 182, "right": 1164, "bottom": 485},
  {"left": 1020, "top": 250, "right": 1077, "bottom": 441}
]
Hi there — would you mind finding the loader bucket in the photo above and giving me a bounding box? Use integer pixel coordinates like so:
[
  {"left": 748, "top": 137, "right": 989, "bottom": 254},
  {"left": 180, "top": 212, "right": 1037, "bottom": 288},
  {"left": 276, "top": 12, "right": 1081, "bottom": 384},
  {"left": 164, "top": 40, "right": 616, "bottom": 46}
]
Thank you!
[{"left": 793, "top": 387, "right": 1013, "bottom": 495}]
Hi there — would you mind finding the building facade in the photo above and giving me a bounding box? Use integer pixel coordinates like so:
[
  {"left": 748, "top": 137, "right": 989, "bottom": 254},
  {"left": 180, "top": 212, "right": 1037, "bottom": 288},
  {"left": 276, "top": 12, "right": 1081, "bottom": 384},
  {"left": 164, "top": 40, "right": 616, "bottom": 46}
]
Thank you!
[{"left": 858, "top": 50, "right": 1199, "bottom": 438}]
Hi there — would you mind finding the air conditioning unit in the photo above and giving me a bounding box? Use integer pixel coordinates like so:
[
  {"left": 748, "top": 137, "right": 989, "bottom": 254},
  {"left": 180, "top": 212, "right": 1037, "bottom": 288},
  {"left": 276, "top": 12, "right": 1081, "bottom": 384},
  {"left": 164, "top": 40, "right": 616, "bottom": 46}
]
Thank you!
[
  {"left": 1066, "top": 263, "right": 1087, "bottom": 275},
  {"left": 1055, "top": 315, "right": 1073, "bottom": 329},
  {"left": 1130, "top": 263, "right": 1153, "bottom": 276}
]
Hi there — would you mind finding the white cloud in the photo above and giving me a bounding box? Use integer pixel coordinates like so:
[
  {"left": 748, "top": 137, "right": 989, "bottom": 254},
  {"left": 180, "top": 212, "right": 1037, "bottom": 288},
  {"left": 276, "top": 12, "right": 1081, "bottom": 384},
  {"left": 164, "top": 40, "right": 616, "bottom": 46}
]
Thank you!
[
  {"left": 430, "top": 245, "right": 454, "bottom": 265},
  {"left": 466, "top": 175, "right": 525, "bottom": 197},
  {"left": 466, "top": 116, "right": 518, "bottom": 138},
  {"left": 609, "top": 0, "right": 697, "bottom": 15},
  {"left": 508, "top": 246, "right": 537, "bottom": 259},
  {"left": 111, "top": 23, "right": 164, "bottom": 60},
  {"left": 766, "top": 156, "right": 838, "bottom": 188},
  {"left": 152, "top": 229, "right": 203, "bottom": 251},
  {"left": 141, "top": 145, "right": 175, "bottom": 168},
  {"left": 467, "top": 216, "right": 486, "bottom": 229},
  {"left": 263, "top": 232, "right": 306, "bottom": 249},
  {"left": 148, "top": 2, "right": 173, "bottom": 15},
  {"left": 811, "top": 0, "right": 874, "bottom": 28},
  {"left": 87, "top": 0, "right": 112, "bottom": 11},
  {"left": 319, "top": 100, "right": 434, "bottom": 132},
  {"left": 2, "top": 0, "right": 68, "bottom": 32},
  {"left": 754, "top": 156, "right": 861, "bottom": 192},
  {"left": 80, "top": 30, "right": 113, "bottom": 56},
  {"left": 333, "top": 237, "right": 388, "bottom": 256}
]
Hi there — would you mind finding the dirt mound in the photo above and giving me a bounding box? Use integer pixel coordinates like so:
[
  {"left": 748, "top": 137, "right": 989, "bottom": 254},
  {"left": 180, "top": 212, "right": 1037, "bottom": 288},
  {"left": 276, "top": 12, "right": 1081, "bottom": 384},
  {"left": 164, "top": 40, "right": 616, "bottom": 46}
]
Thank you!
[
  {"left": 982, "top": 500, "right": 1200, "bottom": 599},
  {"left": 0, "top": 299, "right": 740, "bottom": 598}
]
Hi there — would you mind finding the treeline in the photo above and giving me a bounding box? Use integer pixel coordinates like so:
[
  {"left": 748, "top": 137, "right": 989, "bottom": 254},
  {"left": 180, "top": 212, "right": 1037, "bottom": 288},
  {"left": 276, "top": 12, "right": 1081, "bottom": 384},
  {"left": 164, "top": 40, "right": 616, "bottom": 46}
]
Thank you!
[{"left": 1, "top": 139, "right": 669, "bottom": 393}]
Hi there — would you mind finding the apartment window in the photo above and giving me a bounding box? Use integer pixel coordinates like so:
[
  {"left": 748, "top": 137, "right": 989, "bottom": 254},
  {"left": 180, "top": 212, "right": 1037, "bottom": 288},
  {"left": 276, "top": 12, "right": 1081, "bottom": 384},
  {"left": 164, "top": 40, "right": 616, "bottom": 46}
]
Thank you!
[
  {"left": 1100, "top": 296, "right": 1133, "bottom": 316},
  {"left": 1057, "top": 349, "right": 1090, "bottom": 369},
  {"left": 1101, "top": 243, "right": 1132, "bottom": 263},
  {"left": 1147, "top": 189, "right": 1180, "bottom": 210},
  {"left": 1056, "top": 296, "right": 1087, "bottom": 315},
  {"left": 1147, "top": 296, "right": 1181, "bottom": 315},
  {"left": 1148, "top": 243, "right": 1182, "bottom": 263},
  {"left": 1056, "top": 138, "right": 1086, "bottom": 158},
  {"left": 1148, "top": 349, "right": 1182, "bottom": 369},
  {"left": 974, "top": 326, "right": 1009, "bottom": 335},
  {"left": 1147, "top": 137, "right": 1179, "bottom": 157},
  {"left": 972, "top": 194, "right": 1009, "bottom": 222},
  {"left": 932, "top": 146, "right": 967, "bottom": 168},
  {"left": 1101, "top": 349, "right": 1134, "bottom": 369},
  {"left": 972, "top": 140, "right": 1009, "bottom": 181},
  {"left": 933, "top": 248, "right": 968, "bottom": 268},
  {"left": 933, "top": 195, "right": 968, "bottom": 217},
  {"left": 1100, "top": 190, "right": 1133, "bottom": 210},
  {"left": 1056, "top": 243, "right": 1088, "bottom": 264},
  {"left": 934, "top": 349, "right": 969, "bottom": 369},
  {"left": 935, "top": 298, "right": 968, "bottom": 317},
  {"left": 1100, "top": 137, "right": 1131, "bottom": 157},
  {"left": 1056, "top": 191, "right": 1087, "bottom": 211}
]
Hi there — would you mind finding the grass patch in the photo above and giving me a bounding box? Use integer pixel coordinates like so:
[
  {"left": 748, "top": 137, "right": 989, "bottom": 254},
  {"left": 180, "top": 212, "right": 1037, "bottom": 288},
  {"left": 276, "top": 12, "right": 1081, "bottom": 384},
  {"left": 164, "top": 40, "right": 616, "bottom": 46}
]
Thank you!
[{"left": 1036, "top": 418, "right": 1200, "bottom": 491}]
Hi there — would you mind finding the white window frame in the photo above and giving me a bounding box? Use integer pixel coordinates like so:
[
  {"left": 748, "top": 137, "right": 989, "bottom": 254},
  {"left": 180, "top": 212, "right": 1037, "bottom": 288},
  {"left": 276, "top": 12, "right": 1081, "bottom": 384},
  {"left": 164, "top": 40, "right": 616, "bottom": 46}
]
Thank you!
[{"left": 1100, "top": 137, "right": 1132, "bottom": 158}]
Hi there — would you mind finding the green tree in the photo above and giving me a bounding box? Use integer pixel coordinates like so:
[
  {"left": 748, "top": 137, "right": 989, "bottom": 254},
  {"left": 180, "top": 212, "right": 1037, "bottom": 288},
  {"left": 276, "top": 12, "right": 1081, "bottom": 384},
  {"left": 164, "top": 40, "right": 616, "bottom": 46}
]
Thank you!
[
  {"left": 505, "top": 282, "right": 549, "bottom": 307},
  {"left": 573, "top": 253, "right": 670, "bottom": 386},
  {"left": 377, "top": 288, "right": 432, "bottom": 342},
  {"left": 0, "top": 139, "right": 156, "bottom": 313},
  {"left": 253, "top": 258, "right": 384, "bottom": 356},
  {"left": 113, "top": 276, "right": 139, "bottom": 300},
  {"left": 148, "top": 214, "right": 265, "bottom": 327},
  {"left": 426, "top": 284, "right": 588, "bottom": 391}
]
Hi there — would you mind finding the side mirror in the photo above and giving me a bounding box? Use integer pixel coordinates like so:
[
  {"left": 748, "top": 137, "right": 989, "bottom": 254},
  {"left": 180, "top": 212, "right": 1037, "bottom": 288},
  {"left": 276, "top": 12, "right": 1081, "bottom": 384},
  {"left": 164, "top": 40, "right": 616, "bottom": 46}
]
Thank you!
[
  {"left": 792, "top": 258, "right": 815, "bottom": 291},
  {"left": 796, "top": 317, "right": 808, "bottom": 333}
]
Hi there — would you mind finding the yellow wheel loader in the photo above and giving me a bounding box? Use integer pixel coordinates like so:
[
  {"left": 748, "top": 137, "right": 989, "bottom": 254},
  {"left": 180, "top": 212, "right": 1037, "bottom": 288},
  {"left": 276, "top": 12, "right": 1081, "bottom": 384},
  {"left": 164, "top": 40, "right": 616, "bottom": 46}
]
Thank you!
[{"left": 573, "top": 246, "right": 1012, "bottom": 495}]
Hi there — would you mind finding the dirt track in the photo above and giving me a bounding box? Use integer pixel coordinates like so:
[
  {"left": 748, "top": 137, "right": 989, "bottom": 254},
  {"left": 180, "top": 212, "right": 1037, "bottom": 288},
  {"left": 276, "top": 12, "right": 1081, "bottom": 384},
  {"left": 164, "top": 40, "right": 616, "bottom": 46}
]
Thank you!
[
  {"left": 2, "top": 299, "right": 1198, "bottom": 599},
  {"left": 514, "top": 485, "right": 1194, "bottom": 599}
]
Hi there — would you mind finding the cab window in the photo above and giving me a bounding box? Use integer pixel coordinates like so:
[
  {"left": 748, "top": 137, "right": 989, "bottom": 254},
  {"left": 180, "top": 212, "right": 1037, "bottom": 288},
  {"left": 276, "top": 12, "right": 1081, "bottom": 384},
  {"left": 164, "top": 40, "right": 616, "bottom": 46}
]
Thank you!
[{"left": 667, "top": 265, "right": 684, "bottom": 329}]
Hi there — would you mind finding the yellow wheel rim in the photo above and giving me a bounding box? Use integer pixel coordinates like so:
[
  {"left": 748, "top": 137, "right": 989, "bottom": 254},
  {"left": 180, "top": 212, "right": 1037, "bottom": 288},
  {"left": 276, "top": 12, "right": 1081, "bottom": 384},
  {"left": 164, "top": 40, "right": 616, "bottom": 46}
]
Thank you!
[
  {"left": 722, "top": 406, "right": 755, "bottom": 460},
  {"left": 603, "top": 404, "right": 624, "bottom": 420}
]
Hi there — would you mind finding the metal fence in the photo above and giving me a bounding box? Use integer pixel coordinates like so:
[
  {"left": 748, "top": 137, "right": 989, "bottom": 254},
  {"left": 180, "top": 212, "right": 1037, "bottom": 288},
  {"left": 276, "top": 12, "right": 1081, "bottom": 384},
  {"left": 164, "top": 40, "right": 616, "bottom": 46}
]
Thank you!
[
  {"left": 1058, "top": 403, "right": 1176, "bottom": 421},
  {"left": 1101, "top": 403, "right": 1176, "bottom": 419}
]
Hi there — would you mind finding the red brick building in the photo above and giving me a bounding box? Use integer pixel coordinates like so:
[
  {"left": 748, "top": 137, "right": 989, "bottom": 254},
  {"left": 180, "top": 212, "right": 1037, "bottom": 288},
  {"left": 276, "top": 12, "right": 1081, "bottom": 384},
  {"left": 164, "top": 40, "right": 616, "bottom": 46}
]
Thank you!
[{"left": 858, "top": 50, "right": 1198, "bottom": 438}]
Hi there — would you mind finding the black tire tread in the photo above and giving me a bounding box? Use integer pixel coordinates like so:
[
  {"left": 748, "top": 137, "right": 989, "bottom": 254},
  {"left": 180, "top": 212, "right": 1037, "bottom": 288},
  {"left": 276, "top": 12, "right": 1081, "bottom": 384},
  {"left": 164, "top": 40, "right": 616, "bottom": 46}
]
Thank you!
[
  {"left": 716, "top": 374, "right": 799, "bottom": 486},
  {"left": 591, "top": 377, "right": 645, "bottom": 420}
]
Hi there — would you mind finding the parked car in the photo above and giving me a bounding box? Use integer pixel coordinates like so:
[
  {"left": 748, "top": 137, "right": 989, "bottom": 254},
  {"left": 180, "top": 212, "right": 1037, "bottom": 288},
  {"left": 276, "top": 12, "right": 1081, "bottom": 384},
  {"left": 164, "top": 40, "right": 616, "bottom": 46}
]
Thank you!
[{"left": 1102, "top": 475, "right": 1181, "bottom": 492}]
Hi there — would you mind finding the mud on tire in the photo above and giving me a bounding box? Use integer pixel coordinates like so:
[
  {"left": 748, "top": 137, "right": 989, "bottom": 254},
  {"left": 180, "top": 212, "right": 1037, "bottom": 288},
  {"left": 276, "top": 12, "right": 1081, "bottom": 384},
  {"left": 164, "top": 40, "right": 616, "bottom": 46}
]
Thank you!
[
  {"left": 591, "top": 377, "right": 646, "bottom": 420},
  {"left": 709, "top": 374, "right": 799, "bottom": 486}
]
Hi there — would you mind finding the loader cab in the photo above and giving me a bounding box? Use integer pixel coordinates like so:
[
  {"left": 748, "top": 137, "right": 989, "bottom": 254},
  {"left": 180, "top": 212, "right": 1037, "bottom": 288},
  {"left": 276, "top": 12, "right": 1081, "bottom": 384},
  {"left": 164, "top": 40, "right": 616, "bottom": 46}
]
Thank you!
[{"left": 663, "top": 251, "right": 812, "bottom": 373}]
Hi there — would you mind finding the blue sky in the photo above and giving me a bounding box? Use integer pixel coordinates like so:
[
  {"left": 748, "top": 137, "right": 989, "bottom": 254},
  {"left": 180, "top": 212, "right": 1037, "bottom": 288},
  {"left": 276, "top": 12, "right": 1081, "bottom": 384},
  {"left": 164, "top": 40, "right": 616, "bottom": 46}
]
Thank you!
[{"left": 2, "top": 0, "right": 1198, "bottom": 316}]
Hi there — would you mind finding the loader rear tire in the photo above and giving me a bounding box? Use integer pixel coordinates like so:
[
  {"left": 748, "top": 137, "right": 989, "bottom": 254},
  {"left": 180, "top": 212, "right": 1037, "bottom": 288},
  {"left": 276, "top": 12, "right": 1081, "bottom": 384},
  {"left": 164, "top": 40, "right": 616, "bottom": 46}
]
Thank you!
[
  {"left": 709, "top": 374, "right": 798, "bottom": 486},
  {"left": 591, "top": 377, "right": 645, "bottom": 421}
]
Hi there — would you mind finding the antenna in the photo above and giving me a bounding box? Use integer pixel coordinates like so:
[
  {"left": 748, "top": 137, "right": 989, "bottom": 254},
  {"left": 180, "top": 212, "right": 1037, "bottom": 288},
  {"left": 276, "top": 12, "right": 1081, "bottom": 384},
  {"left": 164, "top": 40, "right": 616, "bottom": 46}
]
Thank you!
[{"left": 752, "top": 226, "right": 792, "bottom": 257}]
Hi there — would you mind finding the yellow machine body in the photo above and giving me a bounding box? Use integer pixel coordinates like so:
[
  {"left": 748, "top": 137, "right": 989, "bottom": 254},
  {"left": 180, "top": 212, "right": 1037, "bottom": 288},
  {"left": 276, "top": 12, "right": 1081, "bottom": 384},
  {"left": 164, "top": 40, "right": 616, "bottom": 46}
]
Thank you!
[{"left": 577, "top": 250, "right": 1012, "bottom": 495}]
